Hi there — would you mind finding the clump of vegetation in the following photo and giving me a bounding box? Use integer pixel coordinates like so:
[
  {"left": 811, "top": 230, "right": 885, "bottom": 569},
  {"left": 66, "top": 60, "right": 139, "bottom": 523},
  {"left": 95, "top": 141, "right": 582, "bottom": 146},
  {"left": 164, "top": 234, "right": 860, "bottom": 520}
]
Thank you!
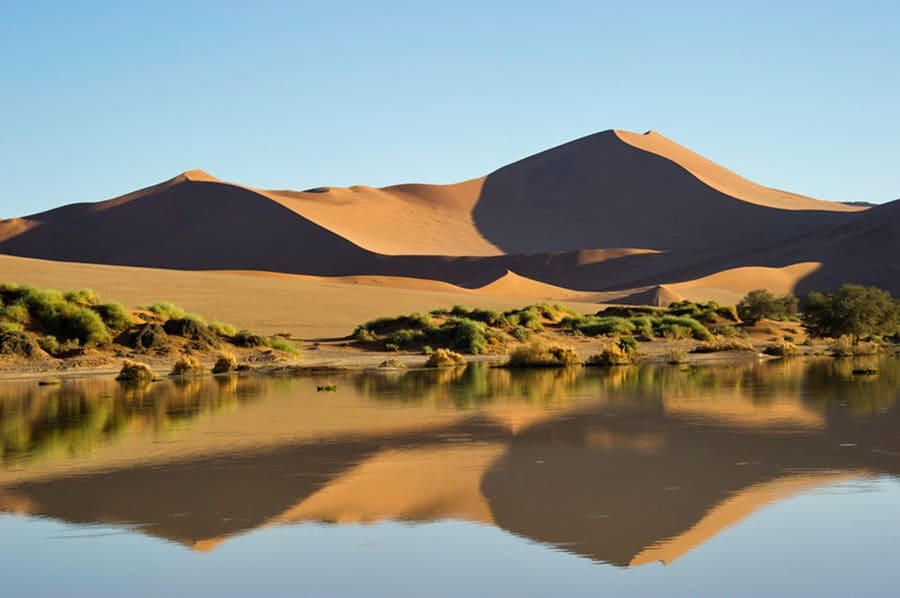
[
  {"left": 268, "top": 336, "right": 300, "bottom": 356},
  {"left": 144, "top": 302, "right": 205, "bottom": 323},
  {"left": 0, "top": 285, "right": 112, "bottom": 347},
  {"left": 737, "top": 290, "right": 799, "bottom": 323},
  {"left": 212, "top": 352, "right": 238, "bottom": 374},
  {"left": 424, "top": 348, "right": 467, "bottom": 368},
  {"left": 232, "top": 329, "right": 268, "bottom": 348},
  {"left": 125, "top": 323, "right": 168, "bottom": 350},
  {"left": 94, "top": 302, "right": 132, "bottom": 331},
  {"left": 379, "top": 358, "right": 407, "bottom": 369},
  {"left": 667, "top": 300, "right": 740, "bottom": 324},
  {"left": 666, "top": 347, "right": 689, "bottom": 365},
  {"left": 0, "top": 330, "right": 41, "bottom": 357},
  {"left": 763, "top": 340, "right": 799, "bottom": 357},
  {"left": 208, "top": 321, "right": 237, "bottom": 337},
  {"left": 803, "top": 284, "right": 899, "bottom": 343},
  {"left": 691, "top": 338, "right": 755, "bottom": 353},
  {"left": 561, "top": 312, "right": 713, "bottom": 341},
  {"left": 116, "top": 360, "right": 158, "bottom": 382},
  {"left": 828, "top": 335, "right": 883, "bottom": 357},
  {"left": 585, "top": 337, "right": 639, "bottom": 366},
  {"left": 170, "top": 355, "right": 206, "bottom": 376},
  {"left": 355, "top": 303, "right": 581, "bottom": 355},
  {"left": 507, "top": 340, "right": 579, "bottom": 368}
]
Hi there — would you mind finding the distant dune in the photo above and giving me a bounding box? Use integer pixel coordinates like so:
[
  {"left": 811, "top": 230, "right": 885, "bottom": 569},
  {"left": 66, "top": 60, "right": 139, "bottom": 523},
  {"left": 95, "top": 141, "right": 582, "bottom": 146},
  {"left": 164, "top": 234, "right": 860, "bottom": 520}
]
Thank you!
[{"left": 0, "top": 129, "right": 894, "bottom": 299}]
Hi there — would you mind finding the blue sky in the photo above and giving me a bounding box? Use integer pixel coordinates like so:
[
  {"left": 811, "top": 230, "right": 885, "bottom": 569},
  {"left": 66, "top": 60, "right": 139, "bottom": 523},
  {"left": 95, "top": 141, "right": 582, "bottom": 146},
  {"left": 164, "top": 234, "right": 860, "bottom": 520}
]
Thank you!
[{"left": 1, "top": 1, "right": 897, "bottom": 216}]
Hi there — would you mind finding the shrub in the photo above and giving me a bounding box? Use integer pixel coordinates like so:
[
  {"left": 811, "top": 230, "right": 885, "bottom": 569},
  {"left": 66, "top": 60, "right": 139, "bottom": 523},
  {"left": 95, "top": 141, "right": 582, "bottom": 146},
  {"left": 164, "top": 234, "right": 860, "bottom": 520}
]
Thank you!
[
  {"left": 391, "top": 328, "right": 426, "bottom": 346},
  {"left": 562, "top": 315, "right": 636, "bottom": 337},
  {"left": 828, "top": 335, "right": 882, "bottom": 357},
  {"left": 803, "top": 285, "right": 899, "bottom": 342},
  {"left": 424, "top": 348, "right": 467, "bottom": 368},
  {"left": 629, "top": 316, "right": 655, "bottom": 339},
  {"left": 93, "top": 302, "right": 132, "bottom": 331},
  {"left": 433, "top": 317, "right": 490, "bottom": 354},
  {"left": 511, "top": 326, "right": 532, "bottom": 342},
  {"left": 269, "top": 336, "right": 300, "bottom": 356},
  {"left": 585, "top": 342, "right": 635, "bottom": 366},
  {"left": 36, "top": 335, "right": 60, "bottom": 355},
  {"left": 63, "top": 289, "right": 100, "bottom": 306},
  {"left": 0, "top": 331, "right": 40, "bottom": 357},
  {"left": 737, "top": 290, "right": 798, "bottom": 323},
  {"left": 233, "top": 329, "right": 268, "bottom": 348},
  {"left": 212, "top": 353, "right": 238, "bottom": 373},
  {"left": 170, "top": 355, "right": 206, "bottom": 376},
  {"left": 116, "top": 360, "right": 158, "bottom": 382},
  {"left": 763, "top": 340, "right": 799, "bottom": 357},
  {"left": 126, "top": 323, "right": 168, "bottom": 350},
  {"left": 379, "top": 358, "right": 406, "bottom": 369},
  {"left": 0, "top": 302, "right": 30, "bottom": 325},
  {"left": 657, "top": 316, "right": 713, "bottom": 341},
  {"left": 145, "top": 302, "right": 189, "bottom": 321},
  {"left": 507, "top": 340, "right": 579, "bottom": 368},
  {"left": 691, "top": 338, "right": 755, "bottom": 353},
  {"left": 666, "top": 348, "right": 688, "bottom": 365},
  {"left": 208, "top": 321, "right": 237, "bottom": 337}
]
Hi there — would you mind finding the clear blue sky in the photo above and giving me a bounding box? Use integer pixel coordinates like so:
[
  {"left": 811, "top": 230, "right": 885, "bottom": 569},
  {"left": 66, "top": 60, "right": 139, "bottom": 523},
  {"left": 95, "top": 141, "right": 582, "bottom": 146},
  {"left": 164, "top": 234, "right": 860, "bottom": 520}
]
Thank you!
[{"left": 2, "top": 0, "right": 898, "bottom": 217}]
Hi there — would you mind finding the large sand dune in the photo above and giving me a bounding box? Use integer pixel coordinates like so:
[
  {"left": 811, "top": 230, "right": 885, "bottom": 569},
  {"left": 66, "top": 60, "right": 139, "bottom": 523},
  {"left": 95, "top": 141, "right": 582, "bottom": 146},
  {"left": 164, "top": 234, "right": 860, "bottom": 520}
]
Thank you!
[{"left": 0, "top": 129, "right": 893, "bottom": 298}]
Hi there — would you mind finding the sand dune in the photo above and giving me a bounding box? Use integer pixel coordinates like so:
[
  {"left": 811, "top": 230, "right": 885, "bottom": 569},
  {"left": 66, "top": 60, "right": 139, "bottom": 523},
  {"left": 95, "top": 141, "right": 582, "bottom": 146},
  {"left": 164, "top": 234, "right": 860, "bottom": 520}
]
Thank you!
[
  {"left": 668, "top": 262, "right": 822, "bottom": 305},
  {"left": 0, "top": 128, "right": 892, "bottom": 297},
  {"left": 614, "top": 130, "right": 862, "bottom": 212}
]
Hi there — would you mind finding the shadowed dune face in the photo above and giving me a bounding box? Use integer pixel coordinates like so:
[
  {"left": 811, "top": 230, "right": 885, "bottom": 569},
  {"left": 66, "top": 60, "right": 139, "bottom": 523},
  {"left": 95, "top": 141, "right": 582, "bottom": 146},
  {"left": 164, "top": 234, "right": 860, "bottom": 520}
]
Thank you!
[
  {"left": 0, "top": 180, "right": 375, "bottom": 273},
  {"left": 471, "top": 130, "right": 856, "bottom": 254},
  {"left": 0, "top": 129, "right": 894, "bottom": 295}
]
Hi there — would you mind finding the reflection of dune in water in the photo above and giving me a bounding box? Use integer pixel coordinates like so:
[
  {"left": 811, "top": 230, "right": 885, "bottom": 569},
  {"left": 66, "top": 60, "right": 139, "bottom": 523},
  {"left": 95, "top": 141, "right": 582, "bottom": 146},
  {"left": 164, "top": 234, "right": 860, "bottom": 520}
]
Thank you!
[
  {"left": 279, "top": 443, "right": 505, "bottom": 526},
  {"left": 0, "top": 357, "right": 898, "bottom": 564},
  {"left": 629, "top": 471, "right": 869, "bottom": 566}
]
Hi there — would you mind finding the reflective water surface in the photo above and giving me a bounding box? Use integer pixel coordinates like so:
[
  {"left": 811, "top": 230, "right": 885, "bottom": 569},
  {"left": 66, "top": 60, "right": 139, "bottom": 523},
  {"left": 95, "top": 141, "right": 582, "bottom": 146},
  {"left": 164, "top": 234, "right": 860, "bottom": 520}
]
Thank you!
[{"left": 1, "top": 357, "right": 898, "bottom": 597}]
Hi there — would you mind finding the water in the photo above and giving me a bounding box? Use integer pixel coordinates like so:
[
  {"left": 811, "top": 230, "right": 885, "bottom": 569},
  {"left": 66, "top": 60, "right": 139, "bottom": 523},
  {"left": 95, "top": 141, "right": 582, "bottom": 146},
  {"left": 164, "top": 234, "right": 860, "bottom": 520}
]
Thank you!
[{"left": 0, "top": 357, "right": 898, "bottom": 597}]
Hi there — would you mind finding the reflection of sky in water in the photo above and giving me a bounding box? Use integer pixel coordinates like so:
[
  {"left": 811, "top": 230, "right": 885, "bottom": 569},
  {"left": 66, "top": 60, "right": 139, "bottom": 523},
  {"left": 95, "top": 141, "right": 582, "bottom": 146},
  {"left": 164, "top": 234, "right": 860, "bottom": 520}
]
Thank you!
[{"left": 1, "top": 476, "right": 898, "bottom": 597}]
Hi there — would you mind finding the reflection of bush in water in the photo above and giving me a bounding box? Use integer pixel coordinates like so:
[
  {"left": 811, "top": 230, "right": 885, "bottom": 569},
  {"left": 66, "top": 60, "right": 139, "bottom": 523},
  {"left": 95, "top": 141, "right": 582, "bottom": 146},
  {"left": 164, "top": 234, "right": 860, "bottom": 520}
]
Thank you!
[
  {"left": 802, "top": 357, "right": 899, "bottom": 417},
  {"left": 355, "top": 362, "right": 587, "bottom": 408},
  {"left": 0, "top": 376, "right": 267, "bottom": 467}
]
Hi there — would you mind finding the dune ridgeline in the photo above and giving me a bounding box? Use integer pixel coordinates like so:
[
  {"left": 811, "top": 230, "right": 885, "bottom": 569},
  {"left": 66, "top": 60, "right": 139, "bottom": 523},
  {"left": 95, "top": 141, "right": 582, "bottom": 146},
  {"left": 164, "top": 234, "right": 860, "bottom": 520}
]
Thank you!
[{"left": 1, "top": 129, "right": 896, "bottom": 306}]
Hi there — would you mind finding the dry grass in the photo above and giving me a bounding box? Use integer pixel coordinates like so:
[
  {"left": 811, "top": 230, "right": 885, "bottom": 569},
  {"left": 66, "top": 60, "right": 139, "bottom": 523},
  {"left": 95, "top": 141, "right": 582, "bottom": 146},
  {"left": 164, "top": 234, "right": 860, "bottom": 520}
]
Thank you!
[
  {"left": 211, "top": 352, "right": 238, "bottom": 374},
  {"left": 169, "top": 355, "right": 206, "bottom": 376},
  {"left": 424, "top": 348, "right": 467, "bottom": 368},
  {"left": 507, "top": 340, "right": 580, "bottom": 368},
  {"left": 116, "top": 359, "right": 159, "bottom": 382}
]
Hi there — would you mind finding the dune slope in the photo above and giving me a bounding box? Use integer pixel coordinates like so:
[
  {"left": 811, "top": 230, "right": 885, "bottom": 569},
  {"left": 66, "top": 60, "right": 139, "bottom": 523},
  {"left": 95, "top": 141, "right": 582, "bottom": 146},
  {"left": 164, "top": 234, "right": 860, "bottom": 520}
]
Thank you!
[{"left": 0, "top": 129, "right": 890, "bottom": 296}]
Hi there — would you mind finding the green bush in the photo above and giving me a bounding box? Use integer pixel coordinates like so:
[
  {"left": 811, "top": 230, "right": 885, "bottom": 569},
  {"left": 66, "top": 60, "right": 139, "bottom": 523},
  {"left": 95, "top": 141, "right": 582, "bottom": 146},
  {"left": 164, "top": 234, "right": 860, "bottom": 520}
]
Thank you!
[
  {"left": 803, "top": 285, "right": 899, "bottom": 342},
  {"left": 63, "top": 289, "right": 100, "bottom": 306},
  {"left": 145, "top": 302, "right": 188, "bottom": 321},
  {"left": 208, "top": 321, "right": 237, "bottom": 337},
  {"left": 269, "top": 336, "right": 300, "bottom": 356},
  {"left": 737, "top": 290, "right": 798, "bottom": 323},
  {"left": 93, "top": 302, "right": 132, "bottom": 331},
  {"left": 232, "top": 329, "right": 268, "bottom": 348}
]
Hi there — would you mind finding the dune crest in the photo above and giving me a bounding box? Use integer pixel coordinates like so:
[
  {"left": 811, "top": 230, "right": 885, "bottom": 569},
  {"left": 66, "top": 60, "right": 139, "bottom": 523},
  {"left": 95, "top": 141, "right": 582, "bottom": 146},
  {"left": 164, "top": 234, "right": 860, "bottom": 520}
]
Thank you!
[
  {"left": 615, "top": 130, "right": 863, "bottom": 212},
  {"left": 0, "top": 129, "right": 894, "bottom": 297}
]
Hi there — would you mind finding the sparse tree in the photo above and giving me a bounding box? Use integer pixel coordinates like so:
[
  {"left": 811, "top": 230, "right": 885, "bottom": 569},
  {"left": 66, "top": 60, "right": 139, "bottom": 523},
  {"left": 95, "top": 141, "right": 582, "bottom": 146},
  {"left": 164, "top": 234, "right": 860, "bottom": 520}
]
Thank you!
[
  {"left": 802, "top": 284, "right": 899, "bottom": 342},
  {"left": 736, "top": 289, "right": 798, "bottom": 323}
]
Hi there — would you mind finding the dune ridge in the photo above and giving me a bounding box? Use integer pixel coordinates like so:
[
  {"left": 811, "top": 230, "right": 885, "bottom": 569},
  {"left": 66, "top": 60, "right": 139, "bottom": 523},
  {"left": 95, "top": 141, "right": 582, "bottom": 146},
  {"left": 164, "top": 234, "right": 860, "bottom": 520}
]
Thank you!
[{"left": 0, "top": 129, "right": 894, "bottom": 297}]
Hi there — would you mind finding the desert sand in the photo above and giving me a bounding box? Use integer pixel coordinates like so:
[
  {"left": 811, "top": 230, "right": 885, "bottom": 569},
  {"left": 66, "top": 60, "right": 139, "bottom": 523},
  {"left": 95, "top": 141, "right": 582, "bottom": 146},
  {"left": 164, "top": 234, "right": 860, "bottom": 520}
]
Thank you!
[{"left": 1, "top": 129, "right": 895, "bottom": 302}]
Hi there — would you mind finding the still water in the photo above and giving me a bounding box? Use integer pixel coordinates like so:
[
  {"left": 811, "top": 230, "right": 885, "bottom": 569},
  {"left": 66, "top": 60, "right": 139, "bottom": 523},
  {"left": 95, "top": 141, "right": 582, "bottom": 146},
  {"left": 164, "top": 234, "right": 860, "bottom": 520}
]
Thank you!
[{"left": 0, "top": 358, "right": 898, "bottom": 597}]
